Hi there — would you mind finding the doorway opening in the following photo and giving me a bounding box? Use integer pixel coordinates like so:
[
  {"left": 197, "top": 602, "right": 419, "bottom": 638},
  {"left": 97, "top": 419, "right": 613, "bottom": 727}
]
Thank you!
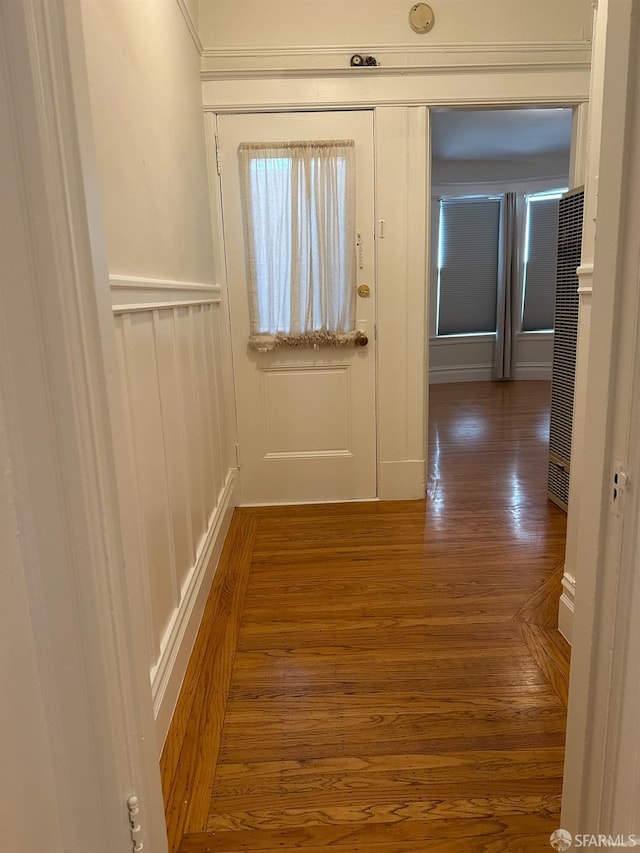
[
  {"left": 425, "top": 105, "right": 574, "bottom": 689},
  {"left": 428, "top": 106, "right": 573, "bottom": 387},
  {"left": 426, "top": 106, "right": 574, "bottom": 509}
]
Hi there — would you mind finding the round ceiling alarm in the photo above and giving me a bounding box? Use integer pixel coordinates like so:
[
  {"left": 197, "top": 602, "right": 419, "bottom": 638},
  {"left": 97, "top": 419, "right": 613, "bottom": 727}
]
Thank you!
[{"left": 409, "top": 3, "right": 435, "bottom": 34}]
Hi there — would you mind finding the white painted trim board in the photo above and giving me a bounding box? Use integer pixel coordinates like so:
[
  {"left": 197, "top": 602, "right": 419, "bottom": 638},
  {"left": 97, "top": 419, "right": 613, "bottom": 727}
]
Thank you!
[{"left": 153, "top": 469, "right": 237, "bottom": 751}]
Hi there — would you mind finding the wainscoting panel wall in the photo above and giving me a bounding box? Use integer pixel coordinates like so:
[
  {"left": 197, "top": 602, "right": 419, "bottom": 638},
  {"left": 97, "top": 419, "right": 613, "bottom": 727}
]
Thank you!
[{"left": 111, "top": 275, "right": 236, "bottom": 749}]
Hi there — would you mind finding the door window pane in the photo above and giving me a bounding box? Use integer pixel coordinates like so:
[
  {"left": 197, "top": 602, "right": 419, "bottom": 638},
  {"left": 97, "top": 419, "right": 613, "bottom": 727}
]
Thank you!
[{"left": 239, "top": 140, "right": 356, "bottom": 350}]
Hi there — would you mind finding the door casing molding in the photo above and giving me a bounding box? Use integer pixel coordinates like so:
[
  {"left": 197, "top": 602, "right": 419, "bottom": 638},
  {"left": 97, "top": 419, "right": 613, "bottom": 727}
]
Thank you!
[{"left": 203, "top": 66, "right": 590, "bottom": 501}]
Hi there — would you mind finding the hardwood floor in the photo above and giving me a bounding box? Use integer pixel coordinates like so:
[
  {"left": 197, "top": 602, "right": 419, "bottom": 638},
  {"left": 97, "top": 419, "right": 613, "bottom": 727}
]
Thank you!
[{"left": 161, "top": 380, "right": 569, "bottom": 852}]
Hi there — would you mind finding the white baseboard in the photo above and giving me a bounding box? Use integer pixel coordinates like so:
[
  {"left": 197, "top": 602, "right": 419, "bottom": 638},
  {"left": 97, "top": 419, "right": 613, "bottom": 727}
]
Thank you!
[
  {"left": 379, "top": 459, "right": 426, "bottom": 500},
  {"left": 558, "top": 568, "right": 575, "bottom": 645},
  {"left": 429, "top": 363, "right": 552, "bottom": 384},
  {"left": 429, "top": 364, "right": 493, "bottom": 384},
  {"left": 514, "top": 362, "right": 553, "bottom": 380},
  {"left": 152, "top": 468, "right": 237, "bottom": 752}
]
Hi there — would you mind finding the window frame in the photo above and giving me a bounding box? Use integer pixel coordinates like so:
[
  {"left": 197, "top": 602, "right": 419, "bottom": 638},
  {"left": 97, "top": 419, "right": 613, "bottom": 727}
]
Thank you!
[{"left": 436, "top": 193, "right": 503, "bottom": 338}]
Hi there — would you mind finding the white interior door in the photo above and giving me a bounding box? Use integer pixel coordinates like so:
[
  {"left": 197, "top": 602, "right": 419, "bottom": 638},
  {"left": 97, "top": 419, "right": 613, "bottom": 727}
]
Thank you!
[{"left": 218, "top": 111, "right": 376, "bottom": 504}]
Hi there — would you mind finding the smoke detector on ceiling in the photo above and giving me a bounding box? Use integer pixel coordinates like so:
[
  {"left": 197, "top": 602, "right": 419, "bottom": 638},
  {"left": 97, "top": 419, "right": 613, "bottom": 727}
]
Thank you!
[{"left": 409, "top": 3, "right": 435, "bottom": 34}]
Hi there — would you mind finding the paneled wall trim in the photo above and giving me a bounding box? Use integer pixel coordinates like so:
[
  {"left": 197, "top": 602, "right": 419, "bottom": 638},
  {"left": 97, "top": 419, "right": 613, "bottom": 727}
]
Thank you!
[
  {"left": 111, "top": 274, "right": 221, "bottom": 312},
  {"left": 152, "top": 469, "right": 235, "bottom": 747},
  {"left": 111, "top": 274, "right": 236, "bottom": 749}
]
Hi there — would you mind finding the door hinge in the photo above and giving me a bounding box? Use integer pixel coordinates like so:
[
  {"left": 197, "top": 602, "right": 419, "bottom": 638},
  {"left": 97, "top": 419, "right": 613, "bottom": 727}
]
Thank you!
[
  {"left": 235, "top": 442, "right": 241, "bottom": 468},
  {"left": 214, "top": 134, "right": 222, "bottom": 175},
  {"left": 127, "top": 796, "right": 144, "bottom": 852}
]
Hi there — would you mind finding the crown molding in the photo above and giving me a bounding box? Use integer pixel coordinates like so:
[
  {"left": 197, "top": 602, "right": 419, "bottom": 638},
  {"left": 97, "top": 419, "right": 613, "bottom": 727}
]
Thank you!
[
  {"left": 201, "top": 41, "right": 590, "bottom": 112},
  {"left": 201, "top": 39, "right": 591, "bottom": 60},
  {"left": 201, "top": 60, "right": 591, "bottom": 83},
  {"left": 176, "top": 0, "right": 203, "bottom": 55},
  {"left": 200, "top": 39, "right": 592, "bottom": 80}
]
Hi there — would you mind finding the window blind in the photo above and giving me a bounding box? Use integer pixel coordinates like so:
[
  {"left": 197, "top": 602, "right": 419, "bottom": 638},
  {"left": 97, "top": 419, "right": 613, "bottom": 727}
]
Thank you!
[
  {"left": 437, "top": 197, "right": 501, "bottom": 336},
  {"left": 522, "top": 196, "right": 560, "bottom": 332}
]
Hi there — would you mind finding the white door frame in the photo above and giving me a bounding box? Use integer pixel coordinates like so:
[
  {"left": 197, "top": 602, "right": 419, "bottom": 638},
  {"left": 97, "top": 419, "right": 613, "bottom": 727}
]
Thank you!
[
  {"left": 561, "top": 0, "right": 640, "bottom": 836},
  {"left": 203, "top": 66, "right": 590, "bottom": 502},
  {"left": 0, "top": 1, "right": 168, "bottom": 849}
]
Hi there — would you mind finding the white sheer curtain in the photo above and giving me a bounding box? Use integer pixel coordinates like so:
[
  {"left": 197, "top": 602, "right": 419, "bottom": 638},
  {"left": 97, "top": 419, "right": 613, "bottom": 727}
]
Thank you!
[{"left": 239, "top": 140, "right": 356, "bottom": 351}]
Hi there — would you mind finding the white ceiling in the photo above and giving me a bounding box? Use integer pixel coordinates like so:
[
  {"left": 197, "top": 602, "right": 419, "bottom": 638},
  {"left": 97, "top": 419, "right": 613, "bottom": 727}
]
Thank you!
[{"left": 431, "top": 108, "right": 573, "bottom": 161}]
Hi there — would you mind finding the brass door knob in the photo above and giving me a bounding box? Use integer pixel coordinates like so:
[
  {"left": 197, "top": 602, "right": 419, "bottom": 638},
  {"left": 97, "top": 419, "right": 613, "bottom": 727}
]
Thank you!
[
  {"left": 355, "top": 331, "right": 368, "bottom": 347},
  {"left": 357, "top": 284, "right": 371, "bottom": 298}
]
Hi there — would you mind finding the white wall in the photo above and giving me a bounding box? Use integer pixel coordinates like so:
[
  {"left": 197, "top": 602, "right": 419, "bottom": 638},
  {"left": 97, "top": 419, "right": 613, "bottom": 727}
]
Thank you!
[
  {"left": 81, "top": 0, "right": 237, "bottom": 749},
  {"left": 433, "top": 152, "right": 570, "bottom": 186},
  {"left": 82, "top": 0, "right": 213, "bottom": 281},
  {"left": 199, "top": 0, "right": 592, "bottom": 71}
]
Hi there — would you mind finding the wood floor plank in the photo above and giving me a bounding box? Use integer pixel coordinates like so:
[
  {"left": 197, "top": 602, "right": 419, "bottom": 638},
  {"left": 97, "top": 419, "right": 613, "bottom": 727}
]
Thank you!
[
  {"left": 180, "top": 810, "right": 561, "bottom": 853},
  {"left": 237, "top": 596, "right": 543, "bottom": 626},
  {"left": 226, "top": 651, "right": 548, "bottom": 689},
  {"left": 218, "top": 729, "right": 566, "bottom": 765},
  {"left": 212, "top": 746, "right": 565, "bottom": 781},
  {"left": 210, "top": 749, "right": 565, "bottom": 814},
  {"left": 236, "top": 620, "right": 536, "bottom": 652},
  {"left": 218, "top": 706, "right": 567, "bottom": 750},
  {"left": 205, "top": 793, "right": 562, "bottom": 834},
  {"left": 163, "top": 381, "right": 570, "bottom": 852},
  {"left": 223, "top": 685, "right": 564, "bottom": 716},
  {"left": 235, "top": 612, "right": 541, "bottom": 642}
]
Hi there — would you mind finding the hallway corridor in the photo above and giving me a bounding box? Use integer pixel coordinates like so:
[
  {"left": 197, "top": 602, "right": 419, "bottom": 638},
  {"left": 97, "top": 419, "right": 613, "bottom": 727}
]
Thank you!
[{"left": 161, "top": 381, "right": 568, "bottom": 852}]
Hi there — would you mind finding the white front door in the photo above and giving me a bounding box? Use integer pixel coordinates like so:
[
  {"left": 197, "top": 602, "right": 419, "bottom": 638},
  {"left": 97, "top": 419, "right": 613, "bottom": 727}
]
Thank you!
[{"left": 218, "top": 111, "right": 377, "bottom": 504}]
